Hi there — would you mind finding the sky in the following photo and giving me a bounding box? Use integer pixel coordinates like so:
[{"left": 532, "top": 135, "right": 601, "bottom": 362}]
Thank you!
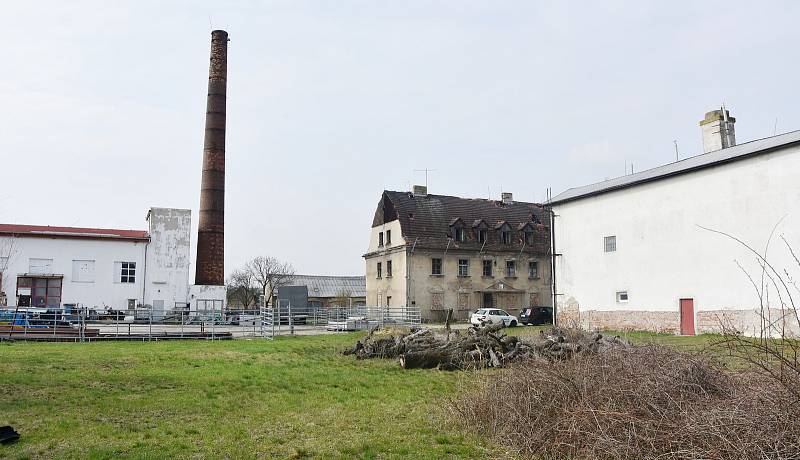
[{"left": 2, "top": 1, "right": 799, "bottom": 278}]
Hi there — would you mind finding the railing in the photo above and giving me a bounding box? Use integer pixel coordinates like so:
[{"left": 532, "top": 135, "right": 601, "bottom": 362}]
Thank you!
[{"left": 0, "top": 304, "right": 422, "bottom": 342}]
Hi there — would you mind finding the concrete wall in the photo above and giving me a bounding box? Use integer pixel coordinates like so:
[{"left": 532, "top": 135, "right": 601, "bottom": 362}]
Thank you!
[
  {"left": 554, "top": 143, "right": 800, "bottom": 335},
  {"left": 145, "top": 208, "right": 191, "bottom": 310}
]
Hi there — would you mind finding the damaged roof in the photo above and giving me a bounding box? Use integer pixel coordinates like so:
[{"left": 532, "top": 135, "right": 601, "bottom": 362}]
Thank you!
[
  {"left": 372, "top": 191, "right": 550, "bottom": 254},
  {"left": 551, "top": 130, "right": 800, "bottom": 204}
]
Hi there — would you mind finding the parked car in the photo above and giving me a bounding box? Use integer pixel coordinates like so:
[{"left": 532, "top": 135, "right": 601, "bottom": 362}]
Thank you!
[
  {"left": 519, "top": 307, "right": 553, "bottom": 326},
  {"left": 470, "top": 308, "right": 518, "bottom": 327}
]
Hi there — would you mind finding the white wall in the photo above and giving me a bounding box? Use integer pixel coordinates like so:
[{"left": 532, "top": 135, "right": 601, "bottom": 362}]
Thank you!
[
  {"left": 554, "top": 144, "right": 800, "bottom": 333},
  {"left": 0, "top": 235, "right": 146, "bottom": 309},
  {"left": 145, "top": 208, "right": 191, "bottom": 310}
]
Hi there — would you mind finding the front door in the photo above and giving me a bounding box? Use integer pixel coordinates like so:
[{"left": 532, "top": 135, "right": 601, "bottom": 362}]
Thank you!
[
  {"left": 680, "top": 298, "right": 695, "bottom": 336},
  {"left": 483, "top": 293, "right": 493, "bottom": 309}
]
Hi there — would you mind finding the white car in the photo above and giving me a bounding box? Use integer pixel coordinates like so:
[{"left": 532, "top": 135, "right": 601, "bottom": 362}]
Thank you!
[{"left": 470, "top": 308, "right": 518, "bottom": 327}]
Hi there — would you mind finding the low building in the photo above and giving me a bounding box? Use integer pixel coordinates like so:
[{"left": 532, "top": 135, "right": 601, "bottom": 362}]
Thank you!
[
  {"left": 364, "top": 186, "right": 552, "bottom": 322},
  {"left": 0, "top": 207, "right": 191, "bottom": 316},
  {"left": 551, "top": 109, "right": 800, "bottom": 336},
  {"left": 277, "top": 275, "right": 366, "bottom": 308}
]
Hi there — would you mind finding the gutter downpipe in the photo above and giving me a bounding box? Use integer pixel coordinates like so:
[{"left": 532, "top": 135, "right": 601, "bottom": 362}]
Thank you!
[
  {"left": 141, "top": 239, "right": 150, "bottom": 308},
  {"left": 550, "top": 206, "right": 557, "bottom": 328},
  {"left": 406, "top": 237, "right": 418, "bottom": 312}
]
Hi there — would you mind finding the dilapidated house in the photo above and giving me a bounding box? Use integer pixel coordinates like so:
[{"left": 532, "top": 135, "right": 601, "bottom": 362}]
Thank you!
[{"left": 364, "top": 186, "right": 552, "bottom": 322}]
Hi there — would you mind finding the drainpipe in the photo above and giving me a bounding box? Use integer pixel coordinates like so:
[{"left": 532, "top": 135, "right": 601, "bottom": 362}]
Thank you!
[
  {"left": 141, "top": 240, "right": 150, "bottom": 307},
  {"left": 549, "top": 207, "right": 557, "bottom": 327}
]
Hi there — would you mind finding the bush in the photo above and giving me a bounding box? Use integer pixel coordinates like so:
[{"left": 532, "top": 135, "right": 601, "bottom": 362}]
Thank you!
[{"left": 449, "top": 345, "right": 800, "bottom": 459}]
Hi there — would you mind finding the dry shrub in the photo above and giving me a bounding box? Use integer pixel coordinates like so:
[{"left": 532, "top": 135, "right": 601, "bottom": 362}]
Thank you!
[{"left": 450, "top": 345, "right": 800, "bottom": 459}]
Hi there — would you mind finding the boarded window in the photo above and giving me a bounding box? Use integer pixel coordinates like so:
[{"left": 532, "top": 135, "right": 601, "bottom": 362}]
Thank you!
[
  {"left": 29, "top": 258, "right": 53, "bottom": 274},
  {"left": 458, "top": 293, "right": 470, "bottom": 310},
  {"left": 431, "top": 292, "right": 444, "bottom": 310},
  {"left": 72, "top": 260, "right": 96, "bottom": 283},
  {"left": 530, "top": 292, "right": 540, "bottom": 307}
]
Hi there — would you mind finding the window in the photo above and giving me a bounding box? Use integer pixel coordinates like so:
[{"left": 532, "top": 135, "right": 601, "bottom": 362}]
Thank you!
[
  {"left": 482, "top": 260, "right": 493, "bottom": 277},
  {"left": 386, "top": 260, "right": 392, "bottom": 277},
  {"left": 127, "top": 299, "right": 137, "bottom": 310},
  {"left": 431, "top": 258, "right": 442, "bottom": 275},
  {"left": 386, "top": 296, "right": 392, "bottom": 306},
  {"left": 72, "top": 260, "right": 96, "bottom": 283},
  {"left": 525, "top": 231, "right": 535, "bottom": 246},
  {"left": 604, "top": 236, "right": 617, "bottom": 252},
  {"left": 458, "top": 259, "right": 469, "bottom": 277},
  {"left": 386, "top": 230, "right": 391, "bottom": 246},
  {"left": 501, "top": 230, "right": 512, "bottom": 244},
  {"left": 506, "top": 260, "right": 516, "bottom": 277},
  {"left": 116, "top": 262, "right": 136, "bottom": 283},
  {"left": 454, "top": 227, "right": 466, "bottom": 242},
  {"left": 378, "top": 232, "right": 384, "bottom": 247},
  {"left": 616, "top": 291, "right": 629, "bottom": 303},
  {"left": 528, "top": 261, "right": 539, "bottom": 279},
  {"left": 477, "top": 229, "right": 488, "bottom": 244},
  {"left": 377, "top": 262, "right": 382, "bottom": 278}
]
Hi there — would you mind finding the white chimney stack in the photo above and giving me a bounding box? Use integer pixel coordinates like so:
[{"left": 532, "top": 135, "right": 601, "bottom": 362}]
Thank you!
[
  {"left": 699, "top": 107, "right": 736, "bottom": 153},
  {"left": 412, "top": 185, "right": 428, "bottom": 197}
]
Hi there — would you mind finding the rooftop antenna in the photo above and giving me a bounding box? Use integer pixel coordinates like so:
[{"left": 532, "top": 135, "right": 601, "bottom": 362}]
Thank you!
[
  {"left": 674, "top": 140, "right": 679, "bottom": 162},
  {"left": 413, "top": 169, "right": 436, "bottom": 188}
]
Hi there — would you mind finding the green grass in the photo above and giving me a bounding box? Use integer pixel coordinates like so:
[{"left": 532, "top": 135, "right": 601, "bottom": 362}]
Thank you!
[{"left": 0, "top": 331, "right": 719, "bottom": 459}]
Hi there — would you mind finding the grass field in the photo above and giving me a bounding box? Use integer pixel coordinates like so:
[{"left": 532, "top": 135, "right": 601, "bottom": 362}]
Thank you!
[{"left": 0, "top": 330, "right": 717, "bottom": 459}]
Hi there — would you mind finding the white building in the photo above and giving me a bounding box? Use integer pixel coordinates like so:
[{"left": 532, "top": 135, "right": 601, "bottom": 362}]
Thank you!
[
  {"left": 0, "top": 207, "right": 192, "bottom": 316},
  {"left": 551, "top": 110, "right": 800, "bottom": 336}
]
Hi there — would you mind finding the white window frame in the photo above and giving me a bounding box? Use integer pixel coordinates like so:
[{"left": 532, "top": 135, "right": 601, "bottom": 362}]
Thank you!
[
  {"left": 616, "top": 291, "right": 629, "bottom": 303},
  {"left": 528, "top": 261, "right": 539, "bottom": 279},
  {"left": 458, "top": 259, "right": 469, "bottom": 277},
  {"left": 116, "top": 261, "right": 137, "bottom": 284},
  {"left": 72, "top": 259, "right": 96, "bottom": 283},
  {"left": 506, "top": 260, "right": 516, "bottom": 277}
]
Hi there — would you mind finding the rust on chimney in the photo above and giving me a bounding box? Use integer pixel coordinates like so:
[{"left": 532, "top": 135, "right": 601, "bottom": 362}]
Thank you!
[{"left": 195, "top": 29, "right": 228, "bottom": 286}]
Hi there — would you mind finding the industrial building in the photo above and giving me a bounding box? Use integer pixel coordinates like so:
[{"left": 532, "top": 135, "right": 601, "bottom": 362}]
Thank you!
[
  {"left": 551, "top": 109, "right": 800, "bottom": 336},
  {"left": 364, "top": 186, "right": 552, "bottom": 322},
  {"left": 0, "top": 208, "right": 191, "bottom": 316}
]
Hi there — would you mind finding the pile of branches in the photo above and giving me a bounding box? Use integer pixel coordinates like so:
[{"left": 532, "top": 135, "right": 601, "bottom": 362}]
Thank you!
[
  {"left": 343, "top": 325, "right": 630, "bottom": 370},
  {"left": 449, "top": 345, "right": 800, "bottom": 459}
]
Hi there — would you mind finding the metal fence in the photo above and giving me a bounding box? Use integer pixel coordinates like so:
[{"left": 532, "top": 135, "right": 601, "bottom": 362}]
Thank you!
[{"left": 0, "top": 304, "right": 421, "bottom": 342}]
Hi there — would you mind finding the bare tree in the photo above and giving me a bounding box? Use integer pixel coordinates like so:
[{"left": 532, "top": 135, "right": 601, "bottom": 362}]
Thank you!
[
  {"left": 700, "top": 224, "right": 800, "bottom": 401},
  {"left": 226, "top": 268, "right": 257, "bottom": 309},
  {"left": 244, "top": 256, "right": 295, "bottom": 307},
  {"left": 332, "top": 288, "right": 353, "bottom": 308}
]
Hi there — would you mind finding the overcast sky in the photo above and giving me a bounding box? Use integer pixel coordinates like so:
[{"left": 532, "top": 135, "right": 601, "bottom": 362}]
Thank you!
[{"left": 2, "top": 1, "right": 798, "bottom": 278}]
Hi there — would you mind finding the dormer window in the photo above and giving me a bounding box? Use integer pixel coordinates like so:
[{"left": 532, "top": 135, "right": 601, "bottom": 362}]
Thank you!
[
  {"left": 473, "top": 219, "right": 489, "bottom": 244},
  {"left": 477, "top": 229, "right": 487, "bottom": 244},
  {"left": 455, "top": 227, "right": 466, "bottom": 242},
  {"left": 378, "top": 232, "right": 384, "bottom": 247},
  {"left": 501, "top": 230, "right": 512, "bottom": 244},
  {"left": 386, "top": 230, "right": 392, "bottom": 246},
  {"left": 450, "top": 218, "right": 466, "bottom": 242},
  {"left": 525, "top": 231, "right": 534, "bottom": 246}
]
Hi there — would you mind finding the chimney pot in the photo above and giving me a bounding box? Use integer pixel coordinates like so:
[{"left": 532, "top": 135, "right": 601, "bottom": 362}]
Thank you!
[
  {"left": 412, "top": 185, "right": 427, "bottom": 197},
  {"left": 502, "top": 192, "right": 513, "bottom": 204}
]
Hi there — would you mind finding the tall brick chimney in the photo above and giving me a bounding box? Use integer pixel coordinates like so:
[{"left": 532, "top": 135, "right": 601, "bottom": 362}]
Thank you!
[{"left": 195, "top": 30, "right": 228, "bottom": 286}]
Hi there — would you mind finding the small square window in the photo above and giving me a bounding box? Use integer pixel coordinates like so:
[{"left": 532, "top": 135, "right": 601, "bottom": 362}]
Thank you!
[
  {"left": 482, "top": 260, "right": 493, "bottom": 277},
  {"left": 458, "top": 259, "right": 469, "bottom": 277},
  {"left": 431, "top": 258, "right": 442, "bottom": 276},
  {"left": 616, "top": 291, "right": 629, "bottom": 303},
  {"left": 119, "top": 262, "right": 136, "bottom": 283},
  {"left": 604, "top": 236, "right": 616, "bottom": 253}
]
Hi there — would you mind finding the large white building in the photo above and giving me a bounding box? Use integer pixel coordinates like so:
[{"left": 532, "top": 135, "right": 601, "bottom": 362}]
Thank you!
[
  {"left": 0, "top": 207, "right": 192, "bottom": 316},
  {"left": 551, "top": 110, "right": 800, "bottom": 336}
]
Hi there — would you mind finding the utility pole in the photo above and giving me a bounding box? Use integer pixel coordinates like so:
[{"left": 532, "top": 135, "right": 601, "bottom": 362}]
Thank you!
[{"left": 413, "top": 169, "right": 437, "bottom": 188}]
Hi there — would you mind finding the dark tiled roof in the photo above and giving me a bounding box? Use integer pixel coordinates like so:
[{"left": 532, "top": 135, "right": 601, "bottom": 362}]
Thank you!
[{"left": 372, "top": 191, "right": 550, "bottom": 254}]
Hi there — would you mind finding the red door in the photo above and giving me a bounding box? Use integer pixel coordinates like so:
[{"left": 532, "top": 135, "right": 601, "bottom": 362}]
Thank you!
[{"left": 679, "top": 298, "right": 695, "bottom": 336}]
